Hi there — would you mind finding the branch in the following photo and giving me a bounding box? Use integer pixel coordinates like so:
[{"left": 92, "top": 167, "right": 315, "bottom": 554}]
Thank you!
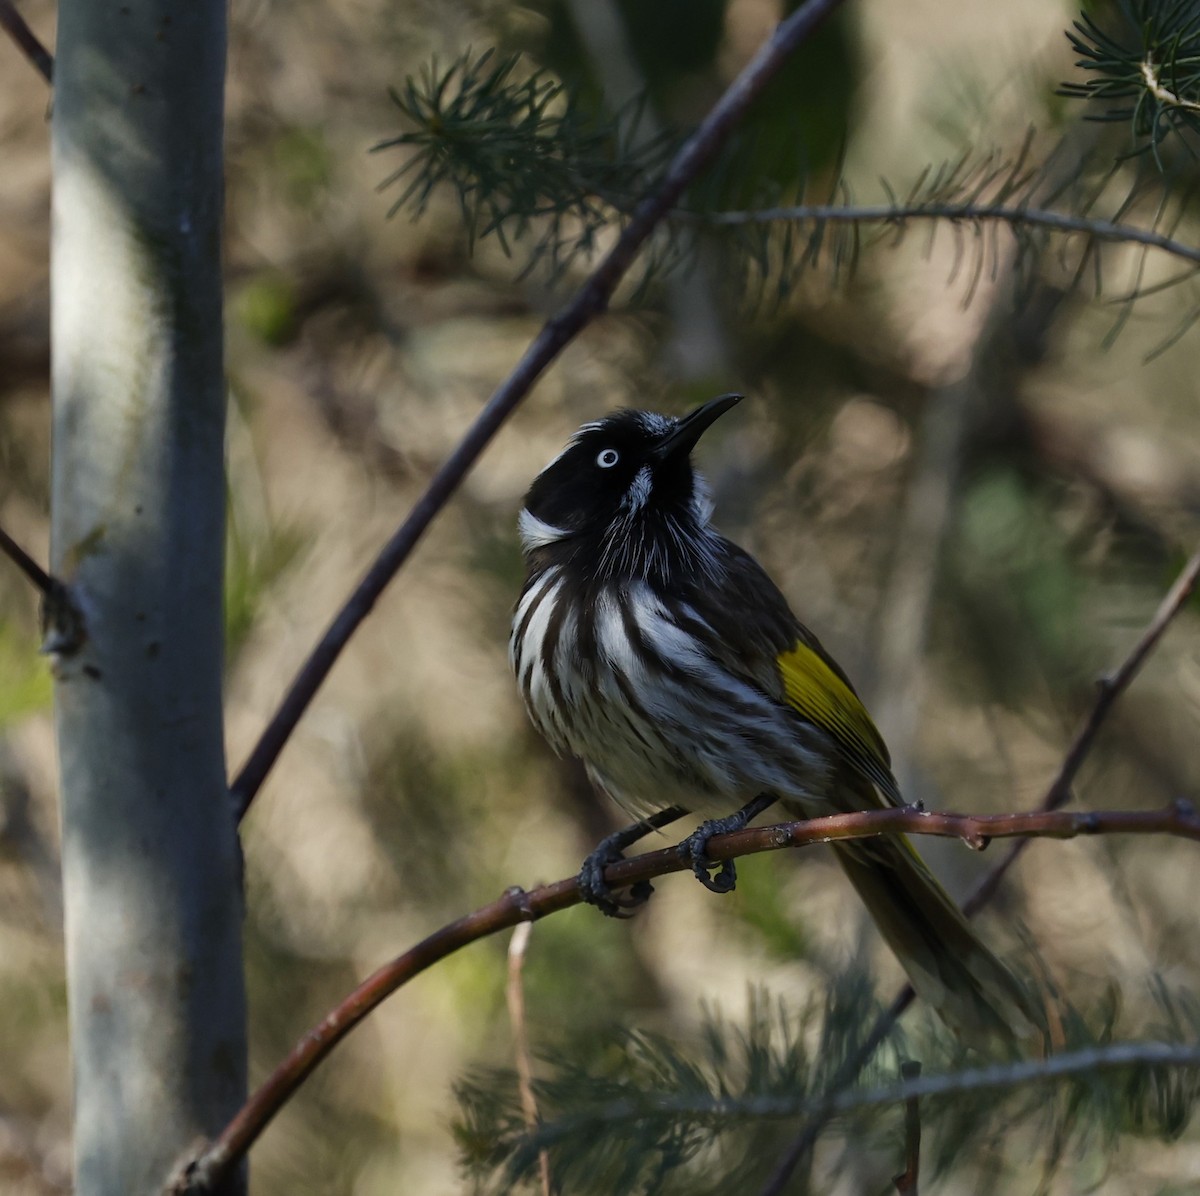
[
  {"left": 699, "top": 201, "right": 1200, "bottom": 268},
  {"left": 0, "top": 523, "right": 89, "bottom": 658},
  {"left": 0, "top": 0, "right": 52, "bottom": 82},
  {"left": 834, "top": 1039, "right": 1200, "bottom": 1117},
  {"left": 170, "top": 799, "right": 1200, "bottom": 1193},
  {"left": 966, "top": 539, "right": 1200, "bottom": 913},
  {"left": 0, "top": 523, "right": 54, "bottom": 595},
  {"left": 493, "top": 1039, "right": 1200, "bottom": 1138},
  {"left": 760, "top": 539, "right": 1200, "bottom": 1194},
  {"left": 228, "top": 0, "right": 850, "bottom": 820},
  {"left": 1141, "top": 57, "right": 1200, "bottom": 117}
]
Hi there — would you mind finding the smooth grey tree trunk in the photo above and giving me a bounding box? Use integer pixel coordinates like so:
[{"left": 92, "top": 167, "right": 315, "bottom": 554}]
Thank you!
[{"left": 50, "top": 2, "right": 246, "bottom": 1193}]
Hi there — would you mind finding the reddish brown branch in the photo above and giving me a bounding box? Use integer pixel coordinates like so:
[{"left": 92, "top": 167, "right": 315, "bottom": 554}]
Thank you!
[
  {"left": 170, "top": 800, "right": 1200, "bottom": 1193},
  {"left": 228, "top": 0, "right": 850, "bottom": 820},
  {"left": 0, "top": 0, "right": 52, "bottom": 82}
]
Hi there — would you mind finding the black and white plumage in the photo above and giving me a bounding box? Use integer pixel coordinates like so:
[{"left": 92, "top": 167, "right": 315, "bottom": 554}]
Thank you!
[
  {"left": 511, "top": 404, "right": 835, "bottom": 821},
  {"left": 510, "top": 395, "right": 1039, "bottom": 1043}
]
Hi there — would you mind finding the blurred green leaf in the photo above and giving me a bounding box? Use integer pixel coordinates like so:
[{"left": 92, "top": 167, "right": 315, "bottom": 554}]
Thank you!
[
  {"left": 225, "top": 514, "right": 307, "bottom": 666},
  {"left": 272, "top": 126, "right": 333, "bottom": 208},
  {"left": 951, "top": 468, "right": 1090, "bottom": 703},
  {"left": 722, "top": 854, "right": 811, "bottom": 962},
  {"left": 0, "top": 621, "right": 51, "bottom": 726},
  {"left": 232, "top": 273, "right": 300, "bottom": 346}
]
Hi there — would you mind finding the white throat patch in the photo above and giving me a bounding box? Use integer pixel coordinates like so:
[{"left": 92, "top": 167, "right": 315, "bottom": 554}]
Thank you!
[
  {"left": 690, "top": 472, "right": 715, "bottom": 526},
  {"left": 622, "top": 464, "right": 653, "bottom": 513},
  {"left": 518, "top": 507, "right": 572, "bottom": 551}
]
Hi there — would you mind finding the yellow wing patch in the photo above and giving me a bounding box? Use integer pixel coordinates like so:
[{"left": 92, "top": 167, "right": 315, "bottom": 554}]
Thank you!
[{"left": 777, "top": 641, "right": 900, "bottom": 804}]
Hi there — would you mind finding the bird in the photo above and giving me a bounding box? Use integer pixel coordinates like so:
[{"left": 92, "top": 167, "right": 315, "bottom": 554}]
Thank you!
[{"left": 510, "top": 393, "right": 1038, "bottom": 1043}]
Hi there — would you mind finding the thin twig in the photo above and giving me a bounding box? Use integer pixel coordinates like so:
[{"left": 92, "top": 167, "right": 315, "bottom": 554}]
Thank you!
[
  {"left": 0, "top": 523, "right": 87, "bottom": 656},
  {"left": 228, "top": 0, "right": 850, "bottom": 821},
  {"left": 170, "top": 799, "right": 1200, "bottom": 1194},
  {"left": 831, "top": 1040, "right": 1200, "bottom": 1117},
  {"left": 893, "top": 1061, "right": 922, "bottom": 1196},
  {"left": 759, "top": 541, "right": 1200, "bottom": 1195},
  {"left": 698, "top": 201, "right": 1200, "bottom": 268},
  {"left": 1141, "top": 57, "right": 1200, "bottom": 116},
  {"left": 0, "top": 0, "right": 52, "bottom": 82},
  {"left": 507, "top": 924, "right": 554, "bottom": 1196},
  {"left": 965, "top": 540, "right": 1200, "bottom": 915},
  {"left": 494, "top": 1040, "right": 1200, "bottom": 1136},
  {"left": 0, "top": 523, "right": 54, "bottom": 595}
]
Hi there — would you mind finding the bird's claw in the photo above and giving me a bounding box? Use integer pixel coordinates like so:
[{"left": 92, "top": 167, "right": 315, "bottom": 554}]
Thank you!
[
  {"left": 677, "top": 822, "right": 740, "bottom": 895},
  {"left": 675, "top": 794, "right": 776, "bottom": 897},
  {"left": 578, "top": 842, "right": 653, "bottom": 918}
]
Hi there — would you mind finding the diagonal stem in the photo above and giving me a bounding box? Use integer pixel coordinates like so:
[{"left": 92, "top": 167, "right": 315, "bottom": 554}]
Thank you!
[
  {"left": 758, "top": 541, "right": 1200, "bottom": 1195},
  {"left": 229, "top": 0, "right": 851, "bottom": 821},
  {"left": 964, "top": 541, "right": 1200, "bottom": 917},
  {"left": 0, "top": 523, "right": 54, "bottom": 595},
  {"left": 0, "top": 0, "right": 52, "bottom": 81}
]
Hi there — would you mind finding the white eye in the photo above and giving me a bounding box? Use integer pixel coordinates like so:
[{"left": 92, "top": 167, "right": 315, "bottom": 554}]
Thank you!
[{"left": 596, "top": 448, "right": 620, "bottom": 469}]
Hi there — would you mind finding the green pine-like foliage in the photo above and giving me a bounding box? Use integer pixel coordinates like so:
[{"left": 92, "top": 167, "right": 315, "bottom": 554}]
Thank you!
[
  {"left": 456, "top": 972, "right": 1200, "bottom": 1194},
  {"left": 372, "top": 8, "right": 1200, "bottom": 343}
]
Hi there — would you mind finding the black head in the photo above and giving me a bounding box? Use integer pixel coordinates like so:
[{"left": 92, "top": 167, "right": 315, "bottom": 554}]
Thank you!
[{"left": 519, "top": 394, "right": 741, "bottom": 580}]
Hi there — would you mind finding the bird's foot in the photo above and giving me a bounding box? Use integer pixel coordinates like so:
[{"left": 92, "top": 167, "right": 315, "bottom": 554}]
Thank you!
[
  {"left": 578, "top": 837, "right": 654, "bottom": 918},
  {"left": 676, "top": 794, "right": 777, "bottom": 895},
  {"left": 577, "top": 806, "right": 689, "bottom": 917}
]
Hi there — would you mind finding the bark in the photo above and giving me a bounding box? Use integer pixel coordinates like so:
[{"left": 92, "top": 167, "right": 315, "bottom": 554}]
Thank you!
[{"left": 50, "top": 2, "right": 245, "bottom": 1192}]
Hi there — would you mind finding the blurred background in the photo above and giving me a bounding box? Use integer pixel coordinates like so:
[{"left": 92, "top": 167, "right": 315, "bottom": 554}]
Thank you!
[{"left": 4, "top": 0, "right": 1200, "bottom": 1191}]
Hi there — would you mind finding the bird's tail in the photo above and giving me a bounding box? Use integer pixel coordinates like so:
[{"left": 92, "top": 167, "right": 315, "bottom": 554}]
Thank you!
[{"left": 831, "top": 834, "right": 1042, "bottom": 1047}]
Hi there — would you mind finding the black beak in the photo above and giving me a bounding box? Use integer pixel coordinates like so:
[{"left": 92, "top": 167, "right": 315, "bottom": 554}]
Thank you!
[{"left": 653, "top": 393, "right": 742, "bottom": 462}]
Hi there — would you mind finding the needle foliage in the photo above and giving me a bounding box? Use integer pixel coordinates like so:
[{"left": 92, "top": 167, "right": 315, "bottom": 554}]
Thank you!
[
  {"left": 1062, "top": 1, "right": 1200, "bottom": 160},
  {"left": 456, "top": 976, "right": 1200, "bottom": 1195},
  {"left": 372, "top": 9, "right": 1200, "bottom": 338}
]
